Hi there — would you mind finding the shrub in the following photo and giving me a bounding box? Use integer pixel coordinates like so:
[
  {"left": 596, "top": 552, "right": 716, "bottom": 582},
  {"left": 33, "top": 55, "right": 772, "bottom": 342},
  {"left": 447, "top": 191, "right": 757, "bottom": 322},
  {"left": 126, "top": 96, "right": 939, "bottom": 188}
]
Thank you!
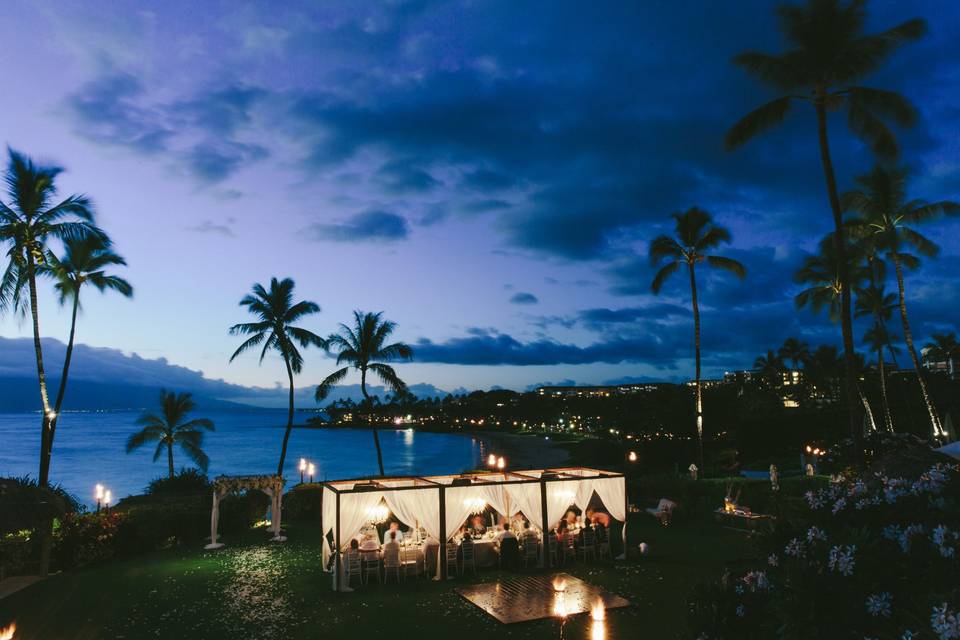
[
  {"left": 55, "top": 511, "right": 126, "bottom": 568},
  {"left": 0, "top": 476, "right": 80, "bottom": 535},
  {"left": 146, "top": 468, "right": 211, "bottom": 495},
  {"left": 282, "top": 484, "right": 323, "bottom": 523},
  {"left": 0, "top": 530, "right": 34, "bottom": 577},
  {"left": 687, "top": 462, "right": 960, "bottom": 639}
]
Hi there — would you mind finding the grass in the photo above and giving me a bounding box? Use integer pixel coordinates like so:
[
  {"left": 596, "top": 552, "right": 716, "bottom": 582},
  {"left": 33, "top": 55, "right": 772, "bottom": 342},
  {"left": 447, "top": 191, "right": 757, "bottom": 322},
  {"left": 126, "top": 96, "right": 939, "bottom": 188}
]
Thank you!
[{"left": 0, "top": 516, "right": 757, "bottom": 640}]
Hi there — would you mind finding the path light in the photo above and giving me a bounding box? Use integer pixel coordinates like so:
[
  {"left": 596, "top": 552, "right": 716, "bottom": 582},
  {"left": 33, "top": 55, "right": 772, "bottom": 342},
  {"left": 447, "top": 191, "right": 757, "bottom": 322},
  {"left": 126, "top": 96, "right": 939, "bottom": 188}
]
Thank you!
[
  {"left": 95, "top": 484, "right": 104, "bottom": 512},
  {"left": 308, "top": 463, "right": 316, "bottom": 483},
  {"left": 487, "top": 454, "right": 497, "bottom": 467},
  {"left": 628, "top": 451, "right": 637, "bottom": 462},
  {"left": 103, "top": 490, "right": 112, "bottom": 507},
  {"left": 299, "top": 458, "right": 307, "bottom": 483},
  {"left": 497, "top": 456, "right": 505, "bottom": 470}
]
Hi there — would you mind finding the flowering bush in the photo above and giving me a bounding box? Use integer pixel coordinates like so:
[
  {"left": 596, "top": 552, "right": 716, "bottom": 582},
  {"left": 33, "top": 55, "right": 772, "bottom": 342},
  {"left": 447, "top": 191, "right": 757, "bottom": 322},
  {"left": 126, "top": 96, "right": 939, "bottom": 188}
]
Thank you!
[
  {"left": 688, "top": 463, "right": 960, "bottom": 639},
  {"left": 55, "top": 510, "right": 126, "bottom": 568}
]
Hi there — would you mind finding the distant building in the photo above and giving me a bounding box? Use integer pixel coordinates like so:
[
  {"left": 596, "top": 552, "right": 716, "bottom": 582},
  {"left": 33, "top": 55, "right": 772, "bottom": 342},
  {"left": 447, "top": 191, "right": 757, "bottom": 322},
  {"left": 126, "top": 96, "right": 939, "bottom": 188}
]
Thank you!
[
  {"left": 684, "top": 378, "right": 725, "bottom": 389},
  {"left": 922, "top": 346, "right": 956, "bottom": 377},
  {"left": 535, "top": 383, "right": 668, "bottom": 397},
  {"left": 722, "top": 370, "right": 755, "bottom": 385}
]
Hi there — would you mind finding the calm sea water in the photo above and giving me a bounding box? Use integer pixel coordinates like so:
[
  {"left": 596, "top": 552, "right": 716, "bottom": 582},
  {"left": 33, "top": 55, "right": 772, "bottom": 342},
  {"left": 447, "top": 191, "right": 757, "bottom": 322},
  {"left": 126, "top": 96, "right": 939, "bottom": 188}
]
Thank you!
[{"left": 0, "top": 410, "right": 483, "bottom": 506}]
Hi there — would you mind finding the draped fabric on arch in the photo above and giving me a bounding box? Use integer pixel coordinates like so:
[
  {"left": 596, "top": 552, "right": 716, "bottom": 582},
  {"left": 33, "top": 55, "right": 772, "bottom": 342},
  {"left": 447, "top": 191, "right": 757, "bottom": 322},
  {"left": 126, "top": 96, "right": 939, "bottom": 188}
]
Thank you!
[
  {"left": 321, "top": 485, "right": 337, "bottom": 570},
  {"left": 590, "top": 476, "right": 628, "bottom": 557},
  {"left": 545, "top": 480, "right": 583, "bottom": 529},
  {"left": 444, "top": 485, "right": 485, "bottom": 539}
]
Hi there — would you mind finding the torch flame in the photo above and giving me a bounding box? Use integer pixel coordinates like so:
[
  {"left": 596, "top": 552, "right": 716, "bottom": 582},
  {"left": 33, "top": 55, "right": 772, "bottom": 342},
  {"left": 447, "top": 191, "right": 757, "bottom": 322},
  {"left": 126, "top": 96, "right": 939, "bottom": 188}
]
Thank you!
[
  {"left": 552, "top": 577, "right": 567, "bottom": 592},
  {"left": 591, "top": 599, "right": 606, "bottom": 621},
  {"left": 552, "top": 592, "right": 568, "bottom": 618},
  {"left": 0, "top": 622, "right": 16, "bottom": 640}
]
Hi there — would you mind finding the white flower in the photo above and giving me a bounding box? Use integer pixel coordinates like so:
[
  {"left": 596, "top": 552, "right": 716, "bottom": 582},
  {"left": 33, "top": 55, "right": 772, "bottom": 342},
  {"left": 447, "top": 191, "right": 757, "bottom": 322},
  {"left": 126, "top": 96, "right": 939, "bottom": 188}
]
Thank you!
[
  {"left": 832, "top": 498, "right": 847, "bottom": 514},
  {"left": 900, "top": 630, "right": 916, "bottom": 640},
  {"left": 827, "top": 545, "right": 856, "bottom": 577},
  {"left": 932, "top": 525, "right": 957, "bottom": 558},
  {"left": 736, "top": 604, "right": 745, "bottom": 618},
  {"left": 785, "top": 538, "right": 804, "bottom": 558},
  {"left": 865, "top": 592, "right": 892, "bottom": 618},
  {"left": 931, "top": 603, "right": 960, "bottom": 640},
  {"left": 741, "top": 571, "right": 770, "bottom": 592},
  {"left": 806, "top": 526, "right": 827, "bottom": 542},
  {"left": 734, "top": 584, "right": 744, "bottom": 595},
  {"left": 767, "top": 553, "right": 779, "bottom": 567},
  {"left": 898, "top": 524, "right": 925, "bottom": 553}
]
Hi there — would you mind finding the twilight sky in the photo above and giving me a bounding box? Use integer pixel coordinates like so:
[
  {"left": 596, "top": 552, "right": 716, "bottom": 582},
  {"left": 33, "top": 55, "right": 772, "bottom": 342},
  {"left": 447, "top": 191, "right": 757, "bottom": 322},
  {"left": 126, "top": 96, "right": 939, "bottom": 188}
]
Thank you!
[{"left": 0, "top": 0, "right": 957, "bottom": 393}]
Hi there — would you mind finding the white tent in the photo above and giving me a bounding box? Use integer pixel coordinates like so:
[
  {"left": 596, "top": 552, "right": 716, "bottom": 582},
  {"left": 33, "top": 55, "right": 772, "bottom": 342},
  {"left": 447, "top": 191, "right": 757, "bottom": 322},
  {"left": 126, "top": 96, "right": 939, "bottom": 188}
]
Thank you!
[{"left": 321, "top": 467, "right": 627, "bottom": 590}]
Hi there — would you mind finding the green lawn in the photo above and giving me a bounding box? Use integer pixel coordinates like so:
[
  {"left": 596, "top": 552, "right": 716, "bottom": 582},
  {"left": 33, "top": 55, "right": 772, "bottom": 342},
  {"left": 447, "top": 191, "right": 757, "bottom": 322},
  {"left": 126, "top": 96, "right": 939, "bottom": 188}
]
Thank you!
[{"left": 1, "top": 517, "right": 757, "bottom": 640}]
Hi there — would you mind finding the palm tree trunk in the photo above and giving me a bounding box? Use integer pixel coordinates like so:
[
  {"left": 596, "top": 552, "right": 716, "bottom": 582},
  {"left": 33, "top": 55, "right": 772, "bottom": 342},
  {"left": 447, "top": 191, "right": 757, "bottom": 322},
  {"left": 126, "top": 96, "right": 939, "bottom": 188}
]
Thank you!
[
  {"left": 362, "top": 368, "right": 386, "bottom": 476},
  {"left": 41, "top": 293, "right": 80, "bottom": 484},
  {"left": 688, "top": 263, "right": 704, "bottom": 471},
  {"left": 892, "top": 254, "right": 942, "bottom": 438},
  {"left": 277, "top": 357, "right": 296, "bottom": 476},
  {"left": 878, "top": 348, "right": 894, "bottom": 433},
  {"left": 860, "top": 389, "right": 877, "bottom": 433},
  {"left": 167, "top": 441, "right": 175, "bottom": 479},
  {"left": 25, "top": 252, "right": 54, "bottom": 487},
  {"left": 815, "top": 99, "right": 863, "bottom": 461}
]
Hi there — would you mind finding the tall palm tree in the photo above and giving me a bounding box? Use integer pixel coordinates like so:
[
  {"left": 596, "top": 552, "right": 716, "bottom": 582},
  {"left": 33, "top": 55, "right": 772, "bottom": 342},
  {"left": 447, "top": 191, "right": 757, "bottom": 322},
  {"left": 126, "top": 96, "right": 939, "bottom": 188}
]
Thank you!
[
  {"left": 754, "top": 350, "right": 785, "bottom": 388},
  {"left": 727, "top": 0, "right": 925, "bottom": 455},
  {"left": 229, "top": 278, "right": 325, "bottom": 476},
  {"left": 126, "top": 390, "right": 214, "bottom": 478},
  {"left": 863, "top": 321, "right": 897, "bottom": 433},
  {"left": 649, "top": 207, "right": 746, "bottom": 470},
  {"left": 315, "top": 311, "right": 413, "bottom": 476},
  {"left": 794, "top": 234, "right": 866, "bottom": 322},
  {"left": 37, "top": 236, "right": 132, "bottom": 483},
  {"left": 0, "top": 148, "right": 105, "bottom": 487},
  {"left": 843, "top": 165, "right": 958, "bottom": 438},
  {"left": 778, "top": 337, "right": 810, "bottom": 370},
  {"left": 924, "top": 333, "right": 959, "bottom": 377}
]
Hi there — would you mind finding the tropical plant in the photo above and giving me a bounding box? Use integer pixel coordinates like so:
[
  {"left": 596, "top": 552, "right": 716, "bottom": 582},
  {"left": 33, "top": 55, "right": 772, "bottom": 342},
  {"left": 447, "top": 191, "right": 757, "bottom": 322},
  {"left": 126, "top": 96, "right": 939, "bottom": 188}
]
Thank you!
[
  {"left": 727, "top": 0, "right": 926, "bottom": 456},
  {"left": 843, "top": 164, "right": 959, "bottom": 439},
  {"left": 754, "top": 350, "right": 785, "bottom": 388},
  {"left": 125, "top": 390, "right": 214, "bottom": 479},
  {"left": 649, "top": 207, "right": 746, "bottom": 469},
  {"left": 795, "top": 234, "right": 867, "bottom": 323},
  {"left": 925, "top": 332, "right": 960, "bottom": 377},
  {"left": 37, "top": 235, "right": 132, "bottom": 483},
  {"left": 0, "top": 149, "right": 105, "bottom": 487},
  {"left": 229, "top": 277, "right": 325, "bottom": 476},
  {"left": 778, "top": 337, "right": 810, "bottom": 370},
  {"left": 315, "top": 311, "right": 413, "bottom": 476}
]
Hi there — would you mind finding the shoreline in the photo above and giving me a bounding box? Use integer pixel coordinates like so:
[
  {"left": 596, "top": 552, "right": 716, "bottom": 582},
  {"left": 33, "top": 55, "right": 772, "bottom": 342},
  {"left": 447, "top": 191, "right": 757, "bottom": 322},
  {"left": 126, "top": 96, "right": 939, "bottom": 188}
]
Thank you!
[{"left": 468, "top": 429, "right": 571, "bottom": 470}]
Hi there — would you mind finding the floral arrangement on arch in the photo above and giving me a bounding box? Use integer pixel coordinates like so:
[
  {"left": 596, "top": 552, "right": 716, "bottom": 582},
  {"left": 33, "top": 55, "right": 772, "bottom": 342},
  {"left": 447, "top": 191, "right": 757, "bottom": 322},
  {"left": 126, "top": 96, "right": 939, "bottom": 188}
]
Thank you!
[
  {"left": 213, "top": 475, "right": 285, "bottom": 496},
  {"left": 688, "top": 463, "right": 960, "bottom": 640}
]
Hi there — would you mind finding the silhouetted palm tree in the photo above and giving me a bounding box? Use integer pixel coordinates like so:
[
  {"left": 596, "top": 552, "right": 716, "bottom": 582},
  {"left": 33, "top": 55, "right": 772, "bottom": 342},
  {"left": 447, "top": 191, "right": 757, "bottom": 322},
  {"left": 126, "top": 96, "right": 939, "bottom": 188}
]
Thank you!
[
  {"left": 126, "top": 390, "right": 214, "bottom": 478},
  {"left": 316, "top": 311, "right": 413, "bottom": 476},
  {"left": 794, "top": 234, "right": 866, "bottom": 322},
  {"left": 778, "top": 337, "right": 810, "bottom": 370},
  {"left": 863, "top": 321, "right": 898, "bottom": 432},
  {"left": 38, "top": 236, "right": 132, "bottom": 483},
  {"left": 925, "top": 332, "right": 959, "bottom": 377},
  {"left": 843, "top": 165, "right": 958, "bottom": 438},
  {"left": 754, "top": 350, "right": 785, "bottom": 388},
  {"left": 649, "top": 207, "right": 746, "bottom": 469},
  {"left": 229, "top": 278, "right": 325, "bottom": 475},
  {"left": 727, "top": 0, "right": 925, "bottom": 454},
  {"left": 0, "top": 148, "right": 105, "bottom": 487}
]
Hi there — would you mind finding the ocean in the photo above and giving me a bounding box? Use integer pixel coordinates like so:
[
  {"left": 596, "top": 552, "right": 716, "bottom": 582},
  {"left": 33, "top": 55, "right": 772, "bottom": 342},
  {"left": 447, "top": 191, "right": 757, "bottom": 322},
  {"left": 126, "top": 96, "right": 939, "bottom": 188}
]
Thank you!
[{"left": 0, "top": 410, "right": 484, "bottom": 506}]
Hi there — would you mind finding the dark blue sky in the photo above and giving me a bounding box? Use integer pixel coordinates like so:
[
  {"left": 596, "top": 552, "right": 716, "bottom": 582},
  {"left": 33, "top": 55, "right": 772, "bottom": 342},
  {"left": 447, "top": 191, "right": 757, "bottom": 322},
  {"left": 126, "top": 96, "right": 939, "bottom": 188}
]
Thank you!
[{"left": 0, "top": 0, "right": 956, "bottom": 392}]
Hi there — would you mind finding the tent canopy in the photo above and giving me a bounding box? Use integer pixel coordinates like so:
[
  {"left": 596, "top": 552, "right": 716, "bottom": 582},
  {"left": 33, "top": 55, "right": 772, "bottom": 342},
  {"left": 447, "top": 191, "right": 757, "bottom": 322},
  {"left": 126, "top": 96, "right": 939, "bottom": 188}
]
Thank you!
[{"left": 320, "top": 467, "right": 627, "bottom": 578}]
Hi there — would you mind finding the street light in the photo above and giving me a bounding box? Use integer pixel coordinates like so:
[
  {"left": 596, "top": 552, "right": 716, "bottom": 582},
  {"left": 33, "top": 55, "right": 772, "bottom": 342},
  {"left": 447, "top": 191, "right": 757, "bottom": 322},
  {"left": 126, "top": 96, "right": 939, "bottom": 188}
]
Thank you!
[{"left": 308, "top": 463, "right": 316, "bottom": 483}]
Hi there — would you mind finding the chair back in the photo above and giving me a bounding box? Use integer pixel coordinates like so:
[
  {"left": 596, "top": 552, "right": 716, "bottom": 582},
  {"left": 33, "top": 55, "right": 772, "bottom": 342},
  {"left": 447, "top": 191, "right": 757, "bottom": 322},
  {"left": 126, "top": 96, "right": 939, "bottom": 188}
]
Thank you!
[
  {"left": 346, "top": 549, "right": 362, "bottom": 573},
  {"left": 500, "top": 536, "right": 519, "bottom": 567},
  {"left": 582, "top": 527, "right": 596, "bottom": 547},
  {"left": 461, "top": 537, "right": 475, "bottom": 561},
  {"left": 383, "top": 544, "right": 401, "bottom": 568}
]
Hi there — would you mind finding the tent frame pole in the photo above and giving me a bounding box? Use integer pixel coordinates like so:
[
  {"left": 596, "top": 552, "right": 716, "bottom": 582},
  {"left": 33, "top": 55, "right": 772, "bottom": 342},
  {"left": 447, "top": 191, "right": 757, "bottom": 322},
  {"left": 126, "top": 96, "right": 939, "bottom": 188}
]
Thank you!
[
  {"left": 439, "top": 485, "right": 447, "bottom": 579},
  {"left": 335, "top": 490, "right": 341, "bottom": 591},
  {"left": 539, "top": 478, "right": 549, "bottom": 568}
]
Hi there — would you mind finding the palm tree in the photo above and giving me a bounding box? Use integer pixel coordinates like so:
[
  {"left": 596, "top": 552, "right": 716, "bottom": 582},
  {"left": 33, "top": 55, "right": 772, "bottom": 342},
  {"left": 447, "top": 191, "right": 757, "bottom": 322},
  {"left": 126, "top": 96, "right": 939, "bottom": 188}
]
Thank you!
[
  {"left": 126, "top": 390, "right": 214, "bottom": 478},
  {"left": 727, "top": 0, "right": 925, "bottom": 455},
  {"left": 863, "top": 321, "right": 898, "bottom": 432},
  {"left": 315, "top": 311, "right": 413, "bottom": 476},
  {"left": 229, "top": 278, "right": 325, "bottom": 476},
  {"left": 0, "top": 148, "right": 105, "bottom": 487},
  {"left": 778, "top": 337, "right": 810, "bottom": 370},
  {"left": 794, "top": 234, "right": 866, "bottom": 322},
  {"left": 754, "top": 350, "right": 785, "bottom": 388},
  {"left": 924, "top": 332, "right": 960, "bottom": 377},
  {"left": 649, "top": 207, "right": 746, "bottom": 470},
  {"left": 843, "top": 165, "right": 958, "bottom": 438},
  {"left": 37, "top": 236, "right": 132, "bottom": 483}
]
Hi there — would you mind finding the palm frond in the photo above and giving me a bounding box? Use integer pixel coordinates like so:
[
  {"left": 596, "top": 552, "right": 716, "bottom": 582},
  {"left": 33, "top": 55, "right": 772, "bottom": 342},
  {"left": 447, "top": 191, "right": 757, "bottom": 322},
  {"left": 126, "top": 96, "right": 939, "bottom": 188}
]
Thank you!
[
  {"left": 706, "top": 255, "right": 747, "bottom": 279},
  {"left": 725, "top": 96, "right": 792, "bottom": 150},
  {"left": 651, "top": 261, "right": 680, "bottom": 294},
  {"left": 316, "top": 366, "right": 350, "bottom": 401}
]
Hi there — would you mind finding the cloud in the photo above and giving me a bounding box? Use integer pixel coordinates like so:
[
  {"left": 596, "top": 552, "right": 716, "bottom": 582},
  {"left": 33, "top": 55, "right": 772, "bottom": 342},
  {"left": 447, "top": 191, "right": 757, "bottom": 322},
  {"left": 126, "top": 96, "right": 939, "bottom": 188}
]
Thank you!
[
  {"left": 309, "top": 209, "right": 409, "bottom": 242},
  {"left": 187, "top": 218, "right": 237, "bottom": 237},
  {"left": 509, "top": 292, "right": 538, "bottom": 305},
  {"left": 375, "top": 159, "right": 441, "bottom": 193}
]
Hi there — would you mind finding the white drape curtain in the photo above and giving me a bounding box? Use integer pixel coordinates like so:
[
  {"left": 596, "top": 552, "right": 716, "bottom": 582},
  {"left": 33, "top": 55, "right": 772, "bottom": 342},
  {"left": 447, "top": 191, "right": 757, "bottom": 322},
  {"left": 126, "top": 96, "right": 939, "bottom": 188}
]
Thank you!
[
  {"left": 383, "top": 487, "right": 441, "bottom": 540},
  {"left": 444, "top": 486, "right": 484, "bottom": 539},
  {"left": 338, "top": 492, "right": 385, "bottom": 549},
  {"left": 504, "top": 483, "right": 543, "bottom": 529},
  {"left": 545, "top": 480, "right": 581, "bottom": 528},
  {"left": 590, "top": 476, "right": 627, "bottom": 557},
  {"left": 321, "top": 486, "right": 337, "bottom": 571}
]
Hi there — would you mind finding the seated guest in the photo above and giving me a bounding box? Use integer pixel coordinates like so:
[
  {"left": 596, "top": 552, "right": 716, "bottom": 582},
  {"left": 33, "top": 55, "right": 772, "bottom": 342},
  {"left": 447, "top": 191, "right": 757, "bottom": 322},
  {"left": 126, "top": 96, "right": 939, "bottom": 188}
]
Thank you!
[
  {"left": 585, "top": 508, "right": 612, "bottom": 528},
  {"left": 499, "top": 532, "right": 520, "bottom": 569},
  {"left": 564, "top": 510, "right": 579, "bottom": 527},
  {"left": 555, "top": 520, "right": 568, "bottom": 542},
  {"left": 470, "top": 514, "right": 487, "bottom": 534},
  {"left": 383, "top": 530, "right": 401, "bottom": 563},
  {"left": 497, "top": 522, "right": 517, "bottom": 542},
  {"left": 520, "top": 521, "right": 539, "bottom": 545},
  {"left": 382, "top": 521, "right": 404, "bottom": 545}
]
